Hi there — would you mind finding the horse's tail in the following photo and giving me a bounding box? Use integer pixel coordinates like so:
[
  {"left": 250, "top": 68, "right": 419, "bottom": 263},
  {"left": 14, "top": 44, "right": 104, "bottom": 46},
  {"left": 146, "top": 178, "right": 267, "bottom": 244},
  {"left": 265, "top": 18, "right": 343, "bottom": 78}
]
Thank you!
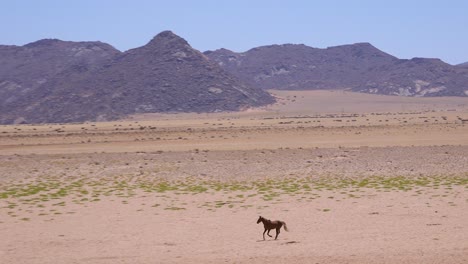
[{"left": 282, "top": 221, "right": 289, "bottom": 232}]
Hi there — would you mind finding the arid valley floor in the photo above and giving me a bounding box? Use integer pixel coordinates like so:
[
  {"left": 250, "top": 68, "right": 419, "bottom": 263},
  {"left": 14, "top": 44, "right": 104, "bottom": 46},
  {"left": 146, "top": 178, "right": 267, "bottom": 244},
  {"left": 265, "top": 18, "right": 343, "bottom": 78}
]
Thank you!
[{"left": 1, "top": 90, "right": 467, "bottom": 263}]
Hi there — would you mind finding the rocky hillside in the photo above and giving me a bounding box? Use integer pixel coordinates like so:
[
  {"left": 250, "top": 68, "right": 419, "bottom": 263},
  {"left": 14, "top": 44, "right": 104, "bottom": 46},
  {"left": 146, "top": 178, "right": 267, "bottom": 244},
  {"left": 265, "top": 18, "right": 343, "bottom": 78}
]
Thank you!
[
  {"left": 0, "top": 39, "right": 120, "bottom": 111},
  {"left": 356, "top": 58, "right": 468, "bottom": 96},
  {"left": 0, "top": 31, "right": 274, "bottom": 124},
  {"left": 205, "top": 44, "right": 468, "bottom": 97}
]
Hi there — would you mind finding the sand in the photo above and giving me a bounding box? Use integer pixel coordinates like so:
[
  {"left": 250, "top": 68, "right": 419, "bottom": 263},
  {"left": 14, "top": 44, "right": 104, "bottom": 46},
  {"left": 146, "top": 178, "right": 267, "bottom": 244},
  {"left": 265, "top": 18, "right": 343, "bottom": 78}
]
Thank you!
[{"left": 0, "top": 90, "right": 467, "bottom": 263}]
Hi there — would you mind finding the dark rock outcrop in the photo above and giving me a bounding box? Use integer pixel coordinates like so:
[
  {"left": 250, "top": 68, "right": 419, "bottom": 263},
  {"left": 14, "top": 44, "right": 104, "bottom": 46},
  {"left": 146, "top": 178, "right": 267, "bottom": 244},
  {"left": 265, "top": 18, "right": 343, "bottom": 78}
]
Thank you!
[
  {"left": 0, "top": 39, "right": 120, "bottom": 113},
  {"left": 0, "top": 31, "right": 274, "bottom": 124},
  {"left": 205, "top": 44, "right": 468, "bottom": 97}
]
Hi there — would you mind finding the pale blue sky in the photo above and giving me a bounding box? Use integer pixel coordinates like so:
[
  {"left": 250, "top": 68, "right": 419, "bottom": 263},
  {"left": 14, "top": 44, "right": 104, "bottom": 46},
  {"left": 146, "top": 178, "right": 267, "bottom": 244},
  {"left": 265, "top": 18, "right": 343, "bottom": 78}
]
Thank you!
[{"left": 2, "top": 0, "right": 467, "bottom": 64}]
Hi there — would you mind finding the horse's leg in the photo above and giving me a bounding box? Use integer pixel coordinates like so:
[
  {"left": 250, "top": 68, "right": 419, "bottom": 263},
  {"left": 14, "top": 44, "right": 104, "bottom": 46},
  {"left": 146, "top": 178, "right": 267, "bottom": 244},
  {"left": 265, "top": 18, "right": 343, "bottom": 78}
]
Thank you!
[
  {"left": 263, "top": 229, "right": 267, "bottom": 240},
  {"left": 267, "top": 229, "right": 272, "bottom": 237},
  {"left": 275, "top": 227, "right": 280, "bottom": 240}
]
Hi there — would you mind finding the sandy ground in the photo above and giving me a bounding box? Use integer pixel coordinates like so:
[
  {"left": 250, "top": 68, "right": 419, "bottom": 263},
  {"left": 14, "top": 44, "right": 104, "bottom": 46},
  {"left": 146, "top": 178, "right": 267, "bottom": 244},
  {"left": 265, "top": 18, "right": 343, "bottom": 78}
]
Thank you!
[
  {"left": 2, "top": 187, "right": 466, "bottom": 264},
  {"left": 1, "top": 90, "right": 467, "bottom": 263}
]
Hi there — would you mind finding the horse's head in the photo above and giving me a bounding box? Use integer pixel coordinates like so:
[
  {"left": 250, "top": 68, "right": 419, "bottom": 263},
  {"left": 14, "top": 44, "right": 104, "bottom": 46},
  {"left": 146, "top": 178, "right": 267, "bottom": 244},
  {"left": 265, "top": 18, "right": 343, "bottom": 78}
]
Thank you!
[{"left": 257, "top": 216, "right": 263, "bottom": 224}]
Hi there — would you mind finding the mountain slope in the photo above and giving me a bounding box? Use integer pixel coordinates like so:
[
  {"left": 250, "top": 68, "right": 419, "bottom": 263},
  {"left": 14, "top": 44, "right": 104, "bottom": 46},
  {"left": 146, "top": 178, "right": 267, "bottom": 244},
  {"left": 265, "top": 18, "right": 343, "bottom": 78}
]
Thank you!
[
  {"left": 355, "top": 58, "right": 468, "bottom": 96},
  {"left": 205, "top": 44, "right": 468, "bottom": 97},
  {"left": 0, "top": 39, "right": 120, "bottom": 109},
  {"left": 205, "top": 43, "right": 397, "bottom": 90},
  {"left": 0, "top": 31, "right": 274, "bottom": 124}
]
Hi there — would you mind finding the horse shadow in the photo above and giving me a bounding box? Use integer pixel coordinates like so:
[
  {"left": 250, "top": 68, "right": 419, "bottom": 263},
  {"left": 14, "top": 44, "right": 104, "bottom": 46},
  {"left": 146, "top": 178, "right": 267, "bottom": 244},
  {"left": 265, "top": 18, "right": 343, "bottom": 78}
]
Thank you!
[{"left": 256, "top": 239, "right": 299, "bottom": 244}]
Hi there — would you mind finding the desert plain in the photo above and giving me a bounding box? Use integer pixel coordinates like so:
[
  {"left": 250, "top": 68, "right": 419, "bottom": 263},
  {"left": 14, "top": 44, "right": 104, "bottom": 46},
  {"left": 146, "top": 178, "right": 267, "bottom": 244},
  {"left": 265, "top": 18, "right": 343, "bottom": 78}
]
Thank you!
[{"left": 0, "top": 90, "right": 467, "bottom": 263}]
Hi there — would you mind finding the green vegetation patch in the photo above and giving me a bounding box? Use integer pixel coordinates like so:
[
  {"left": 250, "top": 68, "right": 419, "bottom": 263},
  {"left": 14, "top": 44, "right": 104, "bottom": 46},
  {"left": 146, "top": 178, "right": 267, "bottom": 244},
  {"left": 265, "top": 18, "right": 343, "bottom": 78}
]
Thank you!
[{"left": 0, "top": 174, "right": 466, "bottom": 217}]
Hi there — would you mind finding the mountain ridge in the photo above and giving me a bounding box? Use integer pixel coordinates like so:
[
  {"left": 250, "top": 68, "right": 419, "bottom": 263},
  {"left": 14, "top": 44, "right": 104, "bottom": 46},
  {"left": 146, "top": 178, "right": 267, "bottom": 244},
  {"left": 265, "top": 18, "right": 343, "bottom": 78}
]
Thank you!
[
  {"left": 0, "top": 39, "right": 121, "bottom": 119},
  {"left": 2, "top": 33, "right": 467, "bottom": 124},
  {"left": 205, "top": 43, "right": 468, "bottom": 97},
  {"left": 0, "top": 31, "right": 274, "bottom": 124}
]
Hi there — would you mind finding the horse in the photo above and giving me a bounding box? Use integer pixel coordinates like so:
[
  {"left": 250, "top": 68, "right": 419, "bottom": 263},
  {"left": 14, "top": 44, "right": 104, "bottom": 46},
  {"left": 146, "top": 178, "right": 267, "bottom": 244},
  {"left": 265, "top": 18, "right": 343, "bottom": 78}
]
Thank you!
[{"left": 256, "top": 216, "right": 288, "bottom": 240}]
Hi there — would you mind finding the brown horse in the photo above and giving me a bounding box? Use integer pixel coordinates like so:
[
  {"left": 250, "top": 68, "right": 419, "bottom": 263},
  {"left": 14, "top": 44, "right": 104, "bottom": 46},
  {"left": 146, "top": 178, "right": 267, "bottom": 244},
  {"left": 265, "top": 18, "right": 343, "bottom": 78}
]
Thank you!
[{"left": 257, "top": 216, "right": 288, "bottom": 240}]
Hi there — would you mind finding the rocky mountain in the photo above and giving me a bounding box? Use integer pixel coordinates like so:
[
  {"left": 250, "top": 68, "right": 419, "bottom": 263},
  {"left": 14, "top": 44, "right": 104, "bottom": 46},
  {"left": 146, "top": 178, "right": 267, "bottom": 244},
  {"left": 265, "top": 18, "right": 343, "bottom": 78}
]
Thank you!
[
  {"left": 454, "top": 62, "right": 468, "bottom": 86},
  {"left": 205, "top": 44, "right": 468, "bottom": 97},
  {"left": 0, "top": 31, "right": 274, "bottom": 124},
  {"left": 356, "top": 58, "right": 468, "bottom": 96},
  {"left": 0, "top": 39, "right": 120, "bottom": 111}
]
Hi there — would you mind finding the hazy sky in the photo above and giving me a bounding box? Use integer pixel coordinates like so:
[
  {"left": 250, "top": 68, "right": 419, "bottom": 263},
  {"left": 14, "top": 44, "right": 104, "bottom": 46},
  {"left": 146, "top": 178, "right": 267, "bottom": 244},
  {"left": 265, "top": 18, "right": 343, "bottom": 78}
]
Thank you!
[{"left": 2, "top": 0, "right": 467, "bottom": 64}]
